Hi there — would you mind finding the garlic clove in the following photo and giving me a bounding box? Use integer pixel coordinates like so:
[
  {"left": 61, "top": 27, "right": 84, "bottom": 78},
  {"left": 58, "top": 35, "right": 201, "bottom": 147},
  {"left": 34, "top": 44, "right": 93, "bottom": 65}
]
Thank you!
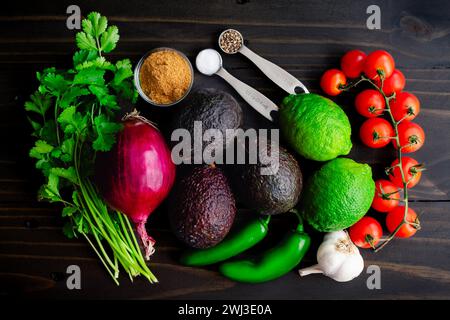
[
  {"left": 333, "top": 252, "right": 364, "bottom": 282},
  {"left": 317, "top": 245, "right": 347, "bottom": 275}
]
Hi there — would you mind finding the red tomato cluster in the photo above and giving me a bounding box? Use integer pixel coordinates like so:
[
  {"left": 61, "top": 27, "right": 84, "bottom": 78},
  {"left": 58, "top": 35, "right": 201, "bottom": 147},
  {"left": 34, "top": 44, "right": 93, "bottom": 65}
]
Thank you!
[{"left": 320, "top": 49, "right": 425, "bottom": 249}]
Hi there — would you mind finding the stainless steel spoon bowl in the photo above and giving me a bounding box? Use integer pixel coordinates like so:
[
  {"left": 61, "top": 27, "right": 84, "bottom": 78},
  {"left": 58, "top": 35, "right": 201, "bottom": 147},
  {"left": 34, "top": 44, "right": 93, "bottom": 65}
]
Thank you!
[
  {"left": 196, "top": 48, "right": 278, "bottom": 122},
  {"left": 218, "top": 28, "right": 309, "bottom": 95}
]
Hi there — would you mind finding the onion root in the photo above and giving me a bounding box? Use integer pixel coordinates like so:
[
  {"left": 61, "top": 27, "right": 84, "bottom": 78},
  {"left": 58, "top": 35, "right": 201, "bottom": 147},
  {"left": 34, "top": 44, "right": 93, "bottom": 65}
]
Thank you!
[{"left": 137, "top": 221, "right": 156, "bottom": 260}]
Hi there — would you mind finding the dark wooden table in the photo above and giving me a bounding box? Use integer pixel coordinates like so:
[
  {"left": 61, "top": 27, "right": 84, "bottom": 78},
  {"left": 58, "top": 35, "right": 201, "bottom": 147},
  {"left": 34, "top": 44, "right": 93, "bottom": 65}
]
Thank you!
[{"left": 1, "top": 0, "right": 449, "bottom": 299}]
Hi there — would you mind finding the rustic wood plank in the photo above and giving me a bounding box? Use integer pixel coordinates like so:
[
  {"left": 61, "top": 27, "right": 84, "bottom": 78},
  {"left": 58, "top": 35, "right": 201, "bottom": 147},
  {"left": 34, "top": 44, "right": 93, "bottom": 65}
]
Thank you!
[
  {"left": 0, "top": 0, "right": 449, "bottom": 299},
  {"left": 0, "top": 202, "right": 448, "bottom": 299}
]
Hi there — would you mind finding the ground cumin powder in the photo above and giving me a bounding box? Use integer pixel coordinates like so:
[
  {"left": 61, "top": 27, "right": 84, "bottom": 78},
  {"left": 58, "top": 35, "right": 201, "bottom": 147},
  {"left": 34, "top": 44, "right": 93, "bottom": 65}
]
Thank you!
[{"left": 139, "top": 50, "right": 192, "bottom": 105}]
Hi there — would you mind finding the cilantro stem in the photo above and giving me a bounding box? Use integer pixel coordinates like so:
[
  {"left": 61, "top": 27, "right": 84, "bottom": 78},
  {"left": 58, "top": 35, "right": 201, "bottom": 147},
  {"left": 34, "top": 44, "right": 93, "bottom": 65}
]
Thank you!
[
  {"left": 54, "top": 96, "right": 61, "bottom": 145},
  {"left": 117, "top": 211, "right": 157, "bottom": 282},
  {"left": 95, "top": 36, "right": 102, "bottom": 58},
  {"left": 77, "top": 191, "right": 118, "bottom": 271},
  {"left": 81, "top": 232, "right": 119, "bottom": 285}
]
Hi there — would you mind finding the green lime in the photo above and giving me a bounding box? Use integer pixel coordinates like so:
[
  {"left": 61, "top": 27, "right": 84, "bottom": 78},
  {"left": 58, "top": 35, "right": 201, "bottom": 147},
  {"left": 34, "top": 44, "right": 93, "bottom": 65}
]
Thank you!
[
  {"left": 300, "top": 158, "right": 375, "bottom": 232},
  {"left": 279, "top": 93, "right": 352, "bottom": 161}
]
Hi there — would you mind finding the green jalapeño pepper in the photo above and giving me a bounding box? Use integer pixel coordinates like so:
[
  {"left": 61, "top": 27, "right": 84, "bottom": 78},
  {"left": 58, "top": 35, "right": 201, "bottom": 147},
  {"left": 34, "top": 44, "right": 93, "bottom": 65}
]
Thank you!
[
  {"left": 180, "top": 215, "right": 271, "bottom": 266},
  {"left": 219, "top": 210, "right": 310, "bottom": 283}
]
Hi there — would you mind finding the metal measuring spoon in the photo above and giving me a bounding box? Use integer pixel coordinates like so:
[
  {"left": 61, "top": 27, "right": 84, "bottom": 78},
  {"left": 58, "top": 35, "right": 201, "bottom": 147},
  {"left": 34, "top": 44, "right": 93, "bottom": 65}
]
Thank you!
[
  {"left": 196, "top": 49, "right": 278, "bottom": 122},
  {"left": 218, "top": 29, "right": 309, "bottom": 95}
]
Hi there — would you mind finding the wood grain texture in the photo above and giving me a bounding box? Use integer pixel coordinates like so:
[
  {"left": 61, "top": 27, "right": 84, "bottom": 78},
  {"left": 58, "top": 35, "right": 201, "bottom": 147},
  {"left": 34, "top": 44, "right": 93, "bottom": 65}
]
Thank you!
[{"left": 0, "top": 0, "right": 449, "bottom": 299}]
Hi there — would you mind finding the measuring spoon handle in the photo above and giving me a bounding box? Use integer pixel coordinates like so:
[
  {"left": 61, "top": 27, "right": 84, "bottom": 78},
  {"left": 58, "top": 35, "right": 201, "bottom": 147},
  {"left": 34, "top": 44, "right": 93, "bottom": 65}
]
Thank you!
[
  {"left": 216, "top": 67, "right": 278, "bottom": 122},
  {"left": 239, "top": 45, "right": 309, "bottom": 95}
]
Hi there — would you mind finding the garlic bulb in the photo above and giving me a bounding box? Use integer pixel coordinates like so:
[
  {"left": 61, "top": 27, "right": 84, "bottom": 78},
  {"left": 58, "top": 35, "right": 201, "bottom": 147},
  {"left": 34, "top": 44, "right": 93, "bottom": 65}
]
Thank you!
[{"left": 299, "top": 230, "right": 364, "bottom": 282}]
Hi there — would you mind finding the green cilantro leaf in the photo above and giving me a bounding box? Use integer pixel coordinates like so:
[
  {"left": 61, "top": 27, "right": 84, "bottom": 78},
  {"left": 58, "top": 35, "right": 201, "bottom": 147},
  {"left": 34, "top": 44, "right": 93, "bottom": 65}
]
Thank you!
[
  {"left": 61, "top": 137, "right": 75, "bottom": 163},
  {"left": 100, "top": 26, "right": 119, "bottom": 53},
  {"left": 73, "top": 49, "right": 98, "bottom": 67},
  {"left": 29, "top": 140, "right": 54, "bottom": 159},
  {"left": 76, "top": 31, "right": 97, "bottom": 51},
  {"left": 113, "top": 59, "right": 134, "bottom": 86},
  {"left": 72, "top": 191, "right": 80, "bottom": 206},
  {"left": 41, "top": 74, "right": 68, "bottom": 96},
  {"left": 35, "top": 159, "right": 52, "bottom": 177},
  {"left": 63, "top": 221, "right": 76, "bottom": 238},
  {"left": 93, "top": 114, "right": 122, "bottom": 151},
  {"left": 84, "top": 12, "right": 108, "bottom": 37},
  {"left": 25, "top": 92, "right": 52, "bottom": 116},
  {"left": 88, "top": 85, "right": 119, "bottom": 109},
  {"left": 73, "top": 68, "right": 105, "bottom": 86},
  {"left": 37, "top": 67, "right": 56, "bottom": 81},
  {"left": 59, "top": 86, "right": 90, "bottom": 109},
  {"left": 39, "top": 121, "right": 58, "bottom": 145},
  {"left": 51, "top": 148, "right": 62, "bottom": 159},
  {"left": 27, "top": 117, "right": 42, "bottom": 132},
  {"left": 51, "top": 167, "right": 78, "bottom": 184},
  {"left": 76, "top": 56, "right": 115, "bottom": 71},
  {"left": 111, "top": 80, "right": 138, "bottom": 103},
  {"left": 38, "top": 173, "right": 61, "bottom": 202},
  {"left": 57, "top": 106, "right": 88, "bottom": 134},
  {"left": 24, "top": 101, "right": 41, "bottom": 114},
  {"left": 62, "top": 206, "right": 78, "bottom": 217}
]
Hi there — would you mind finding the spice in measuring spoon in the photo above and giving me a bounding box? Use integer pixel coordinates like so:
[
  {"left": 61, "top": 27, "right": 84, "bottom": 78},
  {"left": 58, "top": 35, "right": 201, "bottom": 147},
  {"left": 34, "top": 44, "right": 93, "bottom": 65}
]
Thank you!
[
  {"left": 219, "top": 29, "right": 243, "bottom": 54},
  {"left": 195, "top": 49, "right": 222, "bottom": 75},
  {"left": 195, "top": 48, "right": 279, "bottom": 122},
  {"left": 218, "top": 28, "right": 309, "bottom": 94}
]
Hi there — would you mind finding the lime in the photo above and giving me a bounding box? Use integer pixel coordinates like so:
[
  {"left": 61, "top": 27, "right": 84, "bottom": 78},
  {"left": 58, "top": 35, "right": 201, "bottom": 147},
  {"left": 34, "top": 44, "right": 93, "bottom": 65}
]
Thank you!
[
  {"left": 279, "top": 93, "right": 352, "bottom": 161},
  {"left": 300, "top": 158, "right": 375, "bottom": 232}
]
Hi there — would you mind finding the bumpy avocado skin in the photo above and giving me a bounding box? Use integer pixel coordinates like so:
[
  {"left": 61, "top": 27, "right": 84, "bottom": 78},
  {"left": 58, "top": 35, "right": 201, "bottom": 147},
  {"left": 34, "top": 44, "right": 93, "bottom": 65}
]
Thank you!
[
  {"left": 170, "top": 88, "right": 243, "bottom": 158},
  {"left": 279, "top": 93, "right": 352, "bottom": 161},
  {"left": 232, "top": 147, "right": 303, "bottom": 215},
  {"left": 169, "top": 166, "right": 236, "bottom": 249},
  {"left": 300, "top": 158, "right": 375, "bottom": 232}
]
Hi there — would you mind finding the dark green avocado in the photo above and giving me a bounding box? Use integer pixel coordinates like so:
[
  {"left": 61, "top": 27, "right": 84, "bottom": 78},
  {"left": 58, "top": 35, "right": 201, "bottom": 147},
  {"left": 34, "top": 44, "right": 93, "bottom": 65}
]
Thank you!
[
  {"left": 169, "top": 88, "right": 243, "bottom": 161},
  {"left": 168, "top": 165, "right": 236, "bottom": 249},
  {"left": 231, "top": 146, "right": 303, "bottom": 215}
]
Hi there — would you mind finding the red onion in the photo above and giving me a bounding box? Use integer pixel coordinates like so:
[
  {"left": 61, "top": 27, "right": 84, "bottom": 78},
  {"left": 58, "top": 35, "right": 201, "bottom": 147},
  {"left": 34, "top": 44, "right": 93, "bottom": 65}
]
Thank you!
[{"left": 95, "top": 111, "right": 176, "bottom": 259}]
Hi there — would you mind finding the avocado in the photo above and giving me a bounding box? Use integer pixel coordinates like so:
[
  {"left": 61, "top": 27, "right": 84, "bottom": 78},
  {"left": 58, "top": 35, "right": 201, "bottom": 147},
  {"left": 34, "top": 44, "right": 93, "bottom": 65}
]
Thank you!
[
  {"left": 231, "top": 146, "right": 303, "bottom": 215},
  {"left": 169, "top": 88, "right": 243, "bottom": 162},
  {"left": 168, "top": 165, "right": 236, "bottom": 249}
]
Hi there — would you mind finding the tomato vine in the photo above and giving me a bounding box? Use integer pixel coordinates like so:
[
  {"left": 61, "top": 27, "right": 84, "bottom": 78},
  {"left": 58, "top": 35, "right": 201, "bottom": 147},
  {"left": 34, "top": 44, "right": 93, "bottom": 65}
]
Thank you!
[{"left": 341, "top": 71, "right": 423, "bottom": 251}]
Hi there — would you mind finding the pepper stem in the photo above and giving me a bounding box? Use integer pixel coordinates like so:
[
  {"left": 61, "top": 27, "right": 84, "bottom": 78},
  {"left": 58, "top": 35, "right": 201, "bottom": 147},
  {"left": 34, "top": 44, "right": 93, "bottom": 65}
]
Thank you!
[
  {"left": 262, "top": 214, "right": 271, "bottom": 225},
  {"left": 289, "top": 208, "right": 304, "bottom": 232}
]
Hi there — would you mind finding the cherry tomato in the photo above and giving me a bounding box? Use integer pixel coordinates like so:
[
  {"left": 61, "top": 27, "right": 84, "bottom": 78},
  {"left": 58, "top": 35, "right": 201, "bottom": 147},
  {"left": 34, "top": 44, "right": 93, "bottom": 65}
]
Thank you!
[
  {"left": 390, "top": 92, "right": 420, "bottom": 121},
  {"left": 355, "top": 89, "right": 385, "bottom": 118},
  {"left": 386, "top": 207, "right": 420, "bottom": 238},
  {"left": 341, "top": 50, "right": 367, "bottom": 78},
  {"left": 389, "top": 157, "right": 423, "bottom": 188},
  {"left": 359, "top": 118, "right": 394, "bottom": 148},
  {"left": 393, "top": 121, "right": 425, "bottom": 153},
  {"left": 363, "top": 50, "right": 395, "bottom": 80},
  {"left": 349, "top": 217, "right": 383, "bottom": 249},
  {"left": 376, "top": 69, "right": 406, "bottom": 96},
  {"left": 320, "top": 69, "right": 347, "bottom": 96},
  {"left": 371, "top": 179, "right": 400, "bottom": 212}
]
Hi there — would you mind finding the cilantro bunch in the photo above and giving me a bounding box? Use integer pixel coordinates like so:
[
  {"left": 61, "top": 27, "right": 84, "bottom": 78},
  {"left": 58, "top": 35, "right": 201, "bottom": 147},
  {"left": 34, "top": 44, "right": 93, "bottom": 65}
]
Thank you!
[{"left": 25, "top": 12, "right": 156, "bottom": 284}]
